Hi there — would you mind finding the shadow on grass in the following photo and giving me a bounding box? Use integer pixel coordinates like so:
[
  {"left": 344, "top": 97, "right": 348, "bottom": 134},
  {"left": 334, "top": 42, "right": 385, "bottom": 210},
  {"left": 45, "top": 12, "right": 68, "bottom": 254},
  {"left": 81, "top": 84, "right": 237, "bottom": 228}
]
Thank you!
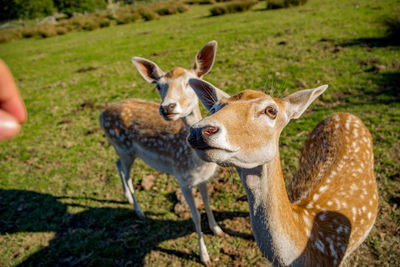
[
  {"left": 0, "top": 189, "right": 250, "bottom": 266},
  {"left": 368, "top": 72, "right": 400, "bottom": 104},
  {"left": 347, "top": 71, "right": 400, "bottom": 105},
  {"left": 340, "top": 37, "right": 399, "bottom": 48}
]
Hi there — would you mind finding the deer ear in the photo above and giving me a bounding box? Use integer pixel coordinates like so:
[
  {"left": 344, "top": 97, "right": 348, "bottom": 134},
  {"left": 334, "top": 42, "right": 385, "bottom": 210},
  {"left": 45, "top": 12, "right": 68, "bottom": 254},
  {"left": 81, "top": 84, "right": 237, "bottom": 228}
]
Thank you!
[
  {"left": 283, "top": 85, "right": 328, "bottom": 120},
  {"left": 193, "top": 40, "right": 217, "bottom": 78},
  {"left": 132, "top": 57, "right": 165, "bottom": 84},
  {"left": 189, "top": 78, "right": 229, "bottom": 111}
]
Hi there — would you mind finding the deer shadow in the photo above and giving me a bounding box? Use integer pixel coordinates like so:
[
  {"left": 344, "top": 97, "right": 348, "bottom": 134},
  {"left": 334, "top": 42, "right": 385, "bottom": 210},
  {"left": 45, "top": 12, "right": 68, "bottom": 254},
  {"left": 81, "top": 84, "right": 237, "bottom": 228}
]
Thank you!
[
  {"left": 367, "top": 71, "right": 400, "bottom": 104},
  {"left": 340, "top": 37, "right": 399, "bottom": 48},
  {"left": 0, "top": 189, "right": 251, "bottom": 266},
  {"left": 292, "top": 211, "right": 352, "bottom": 266}
]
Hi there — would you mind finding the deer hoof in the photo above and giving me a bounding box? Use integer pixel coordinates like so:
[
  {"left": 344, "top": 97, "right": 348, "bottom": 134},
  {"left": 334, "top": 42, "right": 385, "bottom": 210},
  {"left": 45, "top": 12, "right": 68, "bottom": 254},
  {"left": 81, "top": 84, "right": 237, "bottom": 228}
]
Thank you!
[{"left": 212, "top": 225, "right": 225, "bottom": 237}]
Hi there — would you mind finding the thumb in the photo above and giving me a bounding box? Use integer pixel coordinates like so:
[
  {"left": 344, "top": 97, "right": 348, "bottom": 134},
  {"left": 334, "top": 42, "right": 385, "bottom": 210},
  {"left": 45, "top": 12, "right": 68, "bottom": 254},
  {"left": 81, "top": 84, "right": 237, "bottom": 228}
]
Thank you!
[{"left": 0, "top": 109, "right": 21, "bottom": 141}]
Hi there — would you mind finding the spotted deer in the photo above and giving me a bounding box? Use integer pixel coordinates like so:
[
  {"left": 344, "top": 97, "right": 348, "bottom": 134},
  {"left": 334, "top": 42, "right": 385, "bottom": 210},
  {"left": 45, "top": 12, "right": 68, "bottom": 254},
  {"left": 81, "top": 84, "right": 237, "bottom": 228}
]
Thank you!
[
  {"left": 187, "top": 78, "right": 378, "bottom": 266},
  {"left": 99, "top": 41, "right": 223, "bottom": 266}
]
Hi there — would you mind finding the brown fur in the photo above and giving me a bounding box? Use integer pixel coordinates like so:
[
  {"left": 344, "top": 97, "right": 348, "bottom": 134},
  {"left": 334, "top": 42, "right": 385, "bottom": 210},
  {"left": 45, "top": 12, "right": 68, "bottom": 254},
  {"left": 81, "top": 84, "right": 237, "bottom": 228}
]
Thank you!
[
  {"left": 100, "top": 99, "right": 195, "bottom": 168},
  {"left": 164, "top": 67, "right": 186, "bottom": 79},
  {"left": 289, "top": 113, "right": 378, "bottom": 260},
  {"left": 197, "top": 89, "right": 378, "bottom": 266},
  {"left": 227, "top": 90, "right": 267, "bottom": 102},
  {"left": 100, "top": 41, "right": 220, "bottom": 266}
]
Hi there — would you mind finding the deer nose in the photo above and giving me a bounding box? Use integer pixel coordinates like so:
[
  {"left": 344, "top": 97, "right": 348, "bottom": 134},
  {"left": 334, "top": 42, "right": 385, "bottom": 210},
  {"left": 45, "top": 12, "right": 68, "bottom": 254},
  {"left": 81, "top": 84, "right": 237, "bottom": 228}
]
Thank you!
[
  {"left": 168, "top": 103, "right": 176, "bottom": 110},
  {"left": 201, "top": 126, "right": 219, "bottom": 137},
  {"left": 161, "top": 103, "right": 177, "bottom": 114}
]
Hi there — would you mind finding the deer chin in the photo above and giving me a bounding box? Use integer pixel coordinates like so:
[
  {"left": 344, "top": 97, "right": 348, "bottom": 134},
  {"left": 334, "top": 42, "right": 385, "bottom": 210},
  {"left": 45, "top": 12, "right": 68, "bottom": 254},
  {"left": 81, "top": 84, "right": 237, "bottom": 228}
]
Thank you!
[
  {"left": 161, "top": 112, "right": 181, "bottom": 121},
  {"left": 192, "top": 146, "right": 238, "bottom": 166},
  {"left": 195, "top": 144, "right": 274, "bottom": 169}
]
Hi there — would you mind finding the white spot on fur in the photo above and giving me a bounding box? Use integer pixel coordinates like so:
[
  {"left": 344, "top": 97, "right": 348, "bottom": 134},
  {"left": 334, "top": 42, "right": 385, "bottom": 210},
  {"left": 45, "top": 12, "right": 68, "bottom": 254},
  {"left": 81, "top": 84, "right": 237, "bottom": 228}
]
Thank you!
[
  {"left": 319, "top": 185, "right": 328, "bottom": 193},
  {"left": 315, "top": 240, "right": 325, "bottom": 252},
  {"left": 303, "top": 216, "right": 311, "bottom": 227}
]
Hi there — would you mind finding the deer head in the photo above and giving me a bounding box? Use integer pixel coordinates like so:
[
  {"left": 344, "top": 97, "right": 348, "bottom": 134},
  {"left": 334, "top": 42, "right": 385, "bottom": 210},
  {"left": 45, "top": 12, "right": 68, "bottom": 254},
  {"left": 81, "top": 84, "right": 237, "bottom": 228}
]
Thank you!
[
  {"left": 187, "top": 78, "right": 328, "bottom": 168},
  {"left": 131, "top": 41, "right": 217, "bottom": 121}
]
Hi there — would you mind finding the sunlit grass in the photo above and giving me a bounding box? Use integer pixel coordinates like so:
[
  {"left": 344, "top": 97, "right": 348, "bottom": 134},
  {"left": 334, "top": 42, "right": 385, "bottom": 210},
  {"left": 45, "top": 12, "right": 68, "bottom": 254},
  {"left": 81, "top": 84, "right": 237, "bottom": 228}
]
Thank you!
[{"left": 0, "top": 0, "right": 399, "bottom": 265}]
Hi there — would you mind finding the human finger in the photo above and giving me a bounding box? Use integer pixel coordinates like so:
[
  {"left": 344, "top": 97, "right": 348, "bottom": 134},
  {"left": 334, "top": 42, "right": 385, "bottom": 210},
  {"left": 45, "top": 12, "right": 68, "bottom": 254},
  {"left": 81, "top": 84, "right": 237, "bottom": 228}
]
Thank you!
[
  {"left": 0, "top": 109, "right": 21, "bottom": 141},
  {"left": 0, "top": 60, "right": 27, "bottom": 123}
]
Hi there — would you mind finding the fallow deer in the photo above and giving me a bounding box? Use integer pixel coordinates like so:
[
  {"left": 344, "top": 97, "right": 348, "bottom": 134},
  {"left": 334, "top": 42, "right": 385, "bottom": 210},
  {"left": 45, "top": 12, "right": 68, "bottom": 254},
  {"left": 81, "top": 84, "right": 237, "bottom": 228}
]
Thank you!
[
  {"left": 99, "top": 41, "right": 223, "bottom": 266},
  {"left": 187, "top": 78, "right": 378, "bottom": 266}
]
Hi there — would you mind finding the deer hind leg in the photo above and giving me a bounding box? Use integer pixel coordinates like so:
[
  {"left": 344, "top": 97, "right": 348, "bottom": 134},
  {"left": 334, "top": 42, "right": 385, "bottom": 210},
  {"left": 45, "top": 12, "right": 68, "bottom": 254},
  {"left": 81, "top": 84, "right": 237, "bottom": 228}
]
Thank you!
[
  {"left": 198, "top": 182, "right": 224, "bottom": 236},
  {"left": 180, "top": 184, "right": 211, "bottom": 266},
  {"left": 116, "top": 156, "right": 145, "bottom": 220}
]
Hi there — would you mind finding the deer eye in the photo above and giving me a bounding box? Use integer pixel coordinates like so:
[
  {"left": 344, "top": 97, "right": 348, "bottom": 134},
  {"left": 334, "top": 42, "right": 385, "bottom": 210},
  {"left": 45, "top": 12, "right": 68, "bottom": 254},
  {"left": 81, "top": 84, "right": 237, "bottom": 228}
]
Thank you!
[{"left": 265, "top": 106, "right": 277, "bottom": 119}]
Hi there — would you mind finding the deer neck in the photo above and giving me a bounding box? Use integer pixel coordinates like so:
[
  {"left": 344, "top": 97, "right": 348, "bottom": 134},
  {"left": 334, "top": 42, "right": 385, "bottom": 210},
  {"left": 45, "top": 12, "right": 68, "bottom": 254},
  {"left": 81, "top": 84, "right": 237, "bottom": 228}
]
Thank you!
[
  {"left": 236, "top": 153, "right": 304, "bottom": 265},
  {"left": 181, "top": 104, "right": 202, "bottom": 129}
]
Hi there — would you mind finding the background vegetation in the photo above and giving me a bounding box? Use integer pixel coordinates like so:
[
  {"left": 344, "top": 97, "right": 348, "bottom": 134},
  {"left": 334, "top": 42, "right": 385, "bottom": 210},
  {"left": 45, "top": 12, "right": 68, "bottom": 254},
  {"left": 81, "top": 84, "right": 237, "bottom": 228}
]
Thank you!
[
  {"left": 0, "top": 0, "right": 108, "bottom": 21},
  {"left": 0, "top": 0, "right": 399, "bottom": 266},
  {"left": 0, "top": 1, "right": 189, "bottom": 43}
]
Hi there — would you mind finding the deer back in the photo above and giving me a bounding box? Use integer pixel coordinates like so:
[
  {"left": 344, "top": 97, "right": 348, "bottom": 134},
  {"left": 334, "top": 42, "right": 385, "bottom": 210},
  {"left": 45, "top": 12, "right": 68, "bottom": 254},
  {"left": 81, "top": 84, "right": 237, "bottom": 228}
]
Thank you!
[{"left": 288, "top": 112, "right": 378, "bottom": 256}]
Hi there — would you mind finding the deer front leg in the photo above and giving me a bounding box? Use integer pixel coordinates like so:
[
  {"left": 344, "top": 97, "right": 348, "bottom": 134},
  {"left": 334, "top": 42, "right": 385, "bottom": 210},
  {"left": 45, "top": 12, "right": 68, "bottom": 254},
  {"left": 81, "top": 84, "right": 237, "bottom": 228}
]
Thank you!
[
  {"left": 116, "top": 158, "right": 145, "bottom": 220},
  {"left": 180, "top": 184, "right": 211, "bottom": 266},
  {"left": 198, "top": 182, "right": 224, "bottom": 236}
]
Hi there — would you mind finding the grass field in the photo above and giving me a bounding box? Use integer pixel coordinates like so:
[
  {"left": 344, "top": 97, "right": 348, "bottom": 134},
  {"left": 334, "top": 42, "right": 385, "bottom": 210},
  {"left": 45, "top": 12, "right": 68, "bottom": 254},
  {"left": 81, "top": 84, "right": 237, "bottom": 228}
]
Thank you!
[{"left": 0, "top": 0, "right": 399, "bottom": 266}]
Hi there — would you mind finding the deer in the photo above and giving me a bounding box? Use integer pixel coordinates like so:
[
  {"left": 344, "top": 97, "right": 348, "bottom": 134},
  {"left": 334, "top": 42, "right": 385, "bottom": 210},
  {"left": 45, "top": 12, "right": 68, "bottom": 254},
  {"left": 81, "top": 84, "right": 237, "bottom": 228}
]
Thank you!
[
  {"left": 187, "top": 78, "right": 378, "bottom": 266},
  {"left": 99, "top": 41, "right": 224, "bottom": 266}
]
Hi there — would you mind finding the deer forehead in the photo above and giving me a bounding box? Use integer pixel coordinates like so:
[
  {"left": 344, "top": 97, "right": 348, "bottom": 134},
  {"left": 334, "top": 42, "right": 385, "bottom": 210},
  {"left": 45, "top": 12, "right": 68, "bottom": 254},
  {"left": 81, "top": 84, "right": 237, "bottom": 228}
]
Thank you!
[
  {"left": 227, "top": 89, "right": 268, "bottom": 102},
  {"left": 160, "top": 68, "right": 195, "bottom": 88},
  {"left": 164, "top": 67, "right": 190, "bottom": 79},
  {"left": 221, "top": 90, "right": 285, "bottom": 110},
  {"left": 160, "top": 69, "right": 197, "bottom": 101}
]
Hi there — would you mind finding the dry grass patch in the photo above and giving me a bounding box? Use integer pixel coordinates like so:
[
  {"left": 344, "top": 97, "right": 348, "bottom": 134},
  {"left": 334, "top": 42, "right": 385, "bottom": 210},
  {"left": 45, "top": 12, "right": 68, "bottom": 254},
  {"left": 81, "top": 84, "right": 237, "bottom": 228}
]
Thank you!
[
  {"left": 266, "top": 0, "right": 307, "bottom": 9},
  {"left": 0, "top": 1, "right": 189, "bottom": 43},
  {"left": 209, "top": 0, "right": 258, "bottom": 16}
]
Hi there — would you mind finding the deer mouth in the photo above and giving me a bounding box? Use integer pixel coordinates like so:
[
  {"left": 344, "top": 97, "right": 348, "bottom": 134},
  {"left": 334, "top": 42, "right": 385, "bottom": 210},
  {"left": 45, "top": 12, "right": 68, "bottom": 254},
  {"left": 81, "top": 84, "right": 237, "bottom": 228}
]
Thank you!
[
  {"left": 162, "top": 112, "right": 180, "bottom": 121},
  {"left": 187, "top": 137, "right": 237, "bottom": 153}
]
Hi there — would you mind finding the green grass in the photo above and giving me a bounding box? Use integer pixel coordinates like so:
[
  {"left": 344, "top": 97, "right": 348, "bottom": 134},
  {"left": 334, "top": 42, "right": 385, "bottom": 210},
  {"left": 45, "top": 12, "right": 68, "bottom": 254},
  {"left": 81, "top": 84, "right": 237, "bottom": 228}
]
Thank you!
[{"left": 1, "top": 0, "right": 399, "bottom": 266}]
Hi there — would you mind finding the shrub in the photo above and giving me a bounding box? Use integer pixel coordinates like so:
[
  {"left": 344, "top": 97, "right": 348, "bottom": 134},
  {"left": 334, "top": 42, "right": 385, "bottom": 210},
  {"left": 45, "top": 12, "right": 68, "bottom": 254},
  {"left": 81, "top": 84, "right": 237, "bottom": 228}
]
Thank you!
[
  {"left": 115, "top": 11, "right": 141, "bottom": 24},
  {"left": 21, "top": 23, "right": 59, "bottom": 38},
  {"left": 210, "top": 0, "right": 257, "bottom": 16},
  {"left": 266, "top": 0, "right": 307, "bottom": 9},
  {"left": 0, "top": 1, "right": 189, "bottom": 43},
  {"left": 36, "top": 23, "right": 58, "bottom": 37},
  {"left": 70, "top": 14, "right": 111, "bottom": 31},
  {"left": 382, "top": 14, "right": 400, "bottom": 44},
  {"left": 155, "top": 6, "right": 178, "bottom": 15},
  {"left": 56, "top": 26, "right": 68, "bottom": 35},
  {"left": 184, "top": 0, "right": 214, "bottom": 5},
  {"left": 138, "top": 8, "right": 160, "bottom": 21},
  {"left": 54, "top": 0, "right": 107, "bottom": 17},
  {"left": 58, "top": 19, "right": 76, "bottom": 31},
  {"left": 0, "top": 0, "right": 54, "bottom": 21},
  {"left": 151, "top": 2, "right": 189, "bottom": 15},
  {"left": 0, "top": 29, "right": 22, "bottom": 43}
]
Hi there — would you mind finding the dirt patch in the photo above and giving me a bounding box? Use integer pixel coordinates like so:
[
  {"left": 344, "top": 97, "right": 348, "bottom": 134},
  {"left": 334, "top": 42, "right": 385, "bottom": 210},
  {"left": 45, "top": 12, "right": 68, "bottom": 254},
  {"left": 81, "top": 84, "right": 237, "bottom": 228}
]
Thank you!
[
  {"left": 141, "top": 175, "right": 155, "bottom": 191},
  {"left": 150, "top": 50, "right": 171, "bottom": 57},
  {"left": 174, "top": 188, "right": 202, "bottom": 218},
  {"left": 75, "top": 66, "right": 98, "bottom": 73}
]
